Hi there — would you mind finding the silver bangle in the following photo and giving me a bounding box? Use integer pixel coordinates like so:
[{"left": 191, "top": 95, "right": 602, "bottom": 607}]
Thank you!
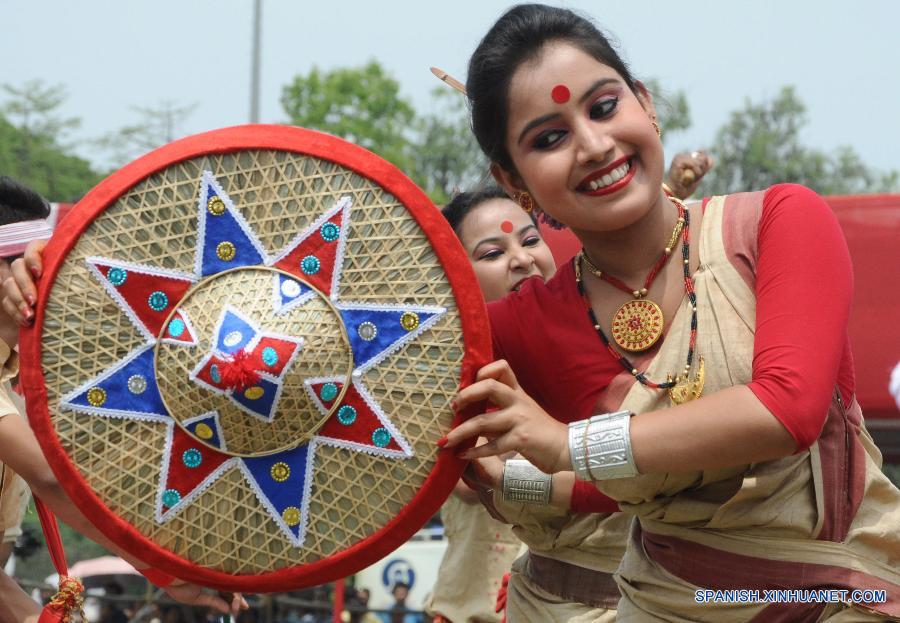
[
  {"left": 568, "top": 419, "right": 592, "bottom": 481},
  {"left": 501, "top": 459, "right": 552, "bottom": 504},
  {"left": 569, "top": 410, "right": 638, "bottom": 480}
]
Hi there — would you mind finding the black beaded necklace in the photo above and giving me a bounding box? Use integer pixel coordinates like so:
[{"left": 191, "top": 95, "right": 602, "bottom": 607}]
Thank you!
[{"left": 573, "top": 197, "right": 699, "bottom": 392}]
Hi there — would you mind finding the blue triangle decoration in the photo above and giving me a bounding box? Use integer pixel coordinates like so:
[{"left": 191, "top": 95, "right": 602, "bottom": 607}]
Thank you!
[
  {"left": 62, "top": 345, "right": 169, "bottom": 419},
  {"left": 197, "top": 173, "right": 266, "bottom": 277},
  {"left": 337, "top": 306, "right": 443, "bottom": 371},
  {"left": 231, "top": 377, "right": 281, "bottom": 421},
  {"left": 242, "top": 443, "right": 311, "bottom": 540},
  {"left": 183, "top": 412, "right": 226, "bottom": 451},
  {"left": 215, "top": 308, "right": 258, "bottom": 355},
  {"left": 273, "top": 274, "right": 315, "bottom": 315}
]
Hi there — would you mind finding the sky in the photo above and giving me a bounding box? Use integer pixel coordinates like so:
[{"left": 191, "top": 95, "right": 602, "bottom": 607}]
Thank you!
[{"left": 2, "top": 0, "right": 899, "bottom": 177}]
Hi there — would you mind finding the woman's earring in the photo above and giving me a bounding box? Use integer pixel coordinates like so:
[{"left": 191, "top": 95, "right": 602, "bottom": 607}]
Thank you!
[
  {"left": 514, "top": 190, "right": 534, "bottom": 213},
  {"left": 651, "top": 119, "right": 661, "bottom": 138}
]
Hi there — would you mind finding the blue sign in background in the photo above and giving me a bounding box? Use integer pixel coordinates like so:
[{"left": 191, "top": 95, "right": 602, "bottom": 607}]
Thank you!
[{"left": 382, "top": 558, "right": 416, "bottom": 590}]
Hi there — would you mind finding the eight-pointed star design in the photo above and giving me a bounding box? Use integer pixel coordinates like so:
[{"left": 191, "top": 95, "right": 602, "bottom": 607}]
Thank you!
[{"left": 60, "top": 171, "right": 446, "bottom": 546}]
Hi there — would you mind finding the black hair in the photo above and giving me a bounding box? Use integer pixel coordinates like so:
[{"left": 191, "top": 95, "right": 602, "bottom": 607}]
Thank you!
[
  {"left": 0, "top": 176, "right": 50, "bottom": 227},
  {"left": 467, "top": 4, "right": 637, "bottom": 172},
  {"left": 441, "top": 186, "right": 537, "bottom": 238}
]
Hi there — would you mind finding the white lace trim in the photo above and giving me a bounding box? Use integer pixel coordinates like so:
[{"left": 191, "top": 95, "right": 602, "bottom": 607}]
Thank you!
[
  {"left": 193, "top": 171, "right": 271, "bottom": 277},
  {"left": 85, "top": 257, "right": 195, "bottom": 344},
  {"left": 335, "top": 301, "right": 447, "bottom": 374}
]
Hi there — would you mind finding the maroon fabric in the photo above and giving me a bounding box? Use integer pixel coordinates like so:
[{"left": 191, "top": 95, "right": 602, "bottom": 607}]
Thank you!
[
  {"left": 522, "top": 552, "right": 620, "bottom": 609},
  {"left": 719, "top": 189, "right": 763, "bottom": 293},
  {"left": 640, "top": 527, "right": 900, "bottom": 618},
  {"left": 747, "top": 602, "right": 827, "bottom": 623},
  {"left": 814, "top": 394, "right": 867, "bottom": 542}
]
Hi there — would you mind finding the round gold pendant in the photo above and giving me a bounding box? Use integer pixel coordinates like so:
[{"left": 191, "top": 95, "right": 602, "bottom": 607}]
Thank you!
[{"left": 610, "top": 299, "right": 664, "bottom": 352}]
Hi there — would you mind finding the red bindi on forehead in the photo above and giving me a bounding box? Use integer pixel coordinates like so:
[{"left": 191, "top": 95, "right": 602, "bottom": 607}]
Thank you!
[
  {"left": 551, "top": 84, "right": 570, "bottom": 104},
  {"left": 500, "top": 220, "right": 514, "bottom": 234}
]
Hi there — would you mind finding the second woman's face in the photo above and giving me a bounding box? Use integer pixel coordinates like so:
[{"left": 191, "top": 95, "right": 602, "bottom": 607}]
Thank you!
[
  {"left": 458, "top": 198, "right": 556, "bottom": 303},
  {"left": 500, "top": 42, "right": 666, "bottom": 233}
]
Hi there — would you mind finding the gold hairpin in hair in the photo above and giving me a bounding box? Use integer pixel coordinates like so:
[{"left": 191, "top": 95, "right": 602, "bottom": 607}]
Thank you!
[{"left": 430, "top": 67, "right": 467, "bottom": 95}]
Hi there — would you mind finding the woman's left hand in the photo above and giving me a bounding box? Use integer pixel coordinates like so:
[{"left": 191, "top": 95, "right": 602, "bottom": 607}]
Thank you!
[
  {"left": 465, "top": 454, "right": 505, "bottom": 491},
  {"left": 443, "top": 360, "right": 570, "bottom": 475}
]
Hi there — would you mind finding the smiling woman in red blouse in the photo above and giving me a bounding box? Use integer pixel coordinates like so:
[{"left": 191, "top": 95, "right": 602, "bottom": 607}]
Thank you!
[{"left": 440, "top": 5, "right": 900, "bottom": 621}]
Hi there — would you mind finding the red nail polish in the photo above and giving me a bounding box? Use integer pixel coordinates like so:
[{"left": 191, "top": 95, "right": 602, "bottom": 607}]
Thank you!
[
  {"left": 30, "top": 266, "right": 41, "bottom": 278},
  {"left": 437, "top": 436, "right": 448, "bottom": 448},
  {"left": 450, "top": 400, "right": 458, "bottom": 411},
  {"left": 27, "top": 295, "right": 35, "bottom": 305}
]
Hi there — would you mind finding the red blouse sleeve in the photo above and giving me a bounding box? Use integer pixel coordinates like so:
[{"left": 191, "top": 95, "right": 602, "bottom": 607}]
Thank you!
[
  {"left": 746, "top": 184, "right": 853, "bottom": 451},
  {"left": 571, "top": 480, "right": 620, "bottom": 513}
]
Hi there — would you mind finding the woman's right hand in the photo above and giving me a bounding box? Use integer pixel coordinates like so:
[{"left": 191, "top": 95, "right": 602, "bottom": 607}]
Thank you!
[
  {"left": 2, "top": 239, "right": 46, "bottom": 326},
  {"left": 444, "top": 360, "right": 571, "bottom": 475},
  {"left": 666, "top": 150, "right": 714, "bottom": 199}
]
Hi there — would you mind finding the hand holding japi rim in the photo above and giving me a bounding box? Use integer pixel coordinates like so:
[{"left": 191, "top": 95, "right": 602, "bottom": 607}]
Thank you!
[
  {"left": 442, "top": 359, "right": 572, "bottom": 475},
  {"left": 441, "top": 358, "right": 796, "bottom": 478}
]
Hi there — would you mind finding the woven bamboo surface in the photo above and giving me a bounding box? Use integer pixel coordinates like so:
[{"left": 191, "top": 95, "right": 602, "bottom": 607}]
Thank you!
[
  {"left": 41, "top": 150, "right": 463, "bottom": 573},
  {"left": 156, "top": 267, "right": 353, "bottom": 455}
]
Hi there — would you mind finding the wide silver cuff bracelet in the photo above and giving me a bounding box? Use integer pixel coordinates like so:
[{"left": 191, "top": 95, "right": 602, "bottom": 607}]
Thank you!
[
  {"left": 501, "top": 459, "right": 552, "bottom": 504},
  {"left": 569, "top": 410, "right": 637, "bottom": 481}
]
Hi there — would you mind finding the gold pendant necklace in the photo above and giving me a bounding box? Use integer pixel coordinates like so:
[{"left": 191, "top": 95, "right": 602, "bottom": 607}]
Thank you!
[
  {"left": 580, "top": 203, "right": 684, "bottom": 353},
  {"left": 609, "top": 299, "right": 665, "bottom": 352},
  {"left": 574, "top": 196, "right": 703, "bottom": 401}
]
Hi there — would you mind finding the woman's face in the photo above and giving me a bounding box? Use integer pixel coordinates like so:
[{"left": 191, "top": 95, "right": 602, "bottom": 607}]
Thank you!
[
  {"left": 458, "top": 198, "right": 556, "bottom": 302},
  {"left": 497, "top": 42, "right": 665, "bottom": 233}
]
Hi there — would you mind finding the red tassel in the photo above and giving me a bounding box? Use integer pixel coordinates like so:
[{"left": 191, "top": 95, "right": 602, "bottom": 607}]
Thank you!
[
  {"left": 495, "top": 571, "right": 510, "bottom": 623},
  {"left": 38, "top": 605, "right": 66, "bottom": 623},
  {"left": 219, "top": 349, "right": 260, "bottom": 391},
  {"left": 39, "top": 576, "right": 85, "bottom": 623}
]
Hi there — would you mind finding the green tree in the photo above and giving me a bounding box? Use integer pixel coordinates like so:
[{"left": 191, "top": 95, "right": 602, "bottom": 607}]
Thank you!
[
  {"left": 97, "top": 100, "right": 197, "bottom": 167},
  {"left": 0, "top": 80, "right": 100, "bottom": 201},
  {"left": 408, "top": 88, "right": 485, "bottom": 205},
  {"left": 281, "top": 61, "right": 415, "bottom": 171},
  {"left": 702, "top": 86, "right": 898, "bottom": 195}
]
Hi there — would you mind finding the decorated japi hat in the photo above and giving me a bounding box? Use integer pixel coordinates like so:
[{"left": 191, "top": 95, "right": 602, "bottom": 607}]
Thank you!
[{"left": 20, "top": 126, "right": 490, "bottom": 592}]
